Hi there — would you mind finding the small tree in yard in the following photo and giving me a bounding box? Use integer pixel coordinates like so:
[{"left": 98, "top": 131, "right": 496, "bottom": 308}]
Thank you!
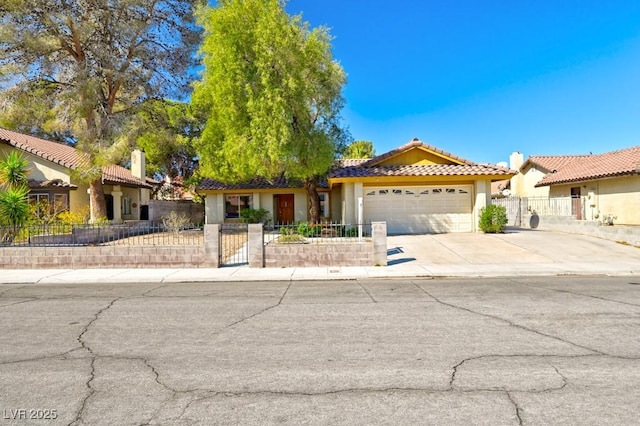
[{"left": 479, "top": 205, "right": 508, "bottom": 233}]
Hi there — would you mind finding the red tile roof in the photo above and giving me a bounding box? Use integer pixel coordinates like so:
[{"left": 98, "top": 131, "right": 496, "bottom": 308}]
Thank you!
[
  {"left": 0, "top": 127, "right": 151, "bottom": 189},
  {"left": 522, "top": 154, "right": 591, "bottom": 173},
  {"left": 536, "top": 145, "right": 640, "bottom": 187},
  {"left": 330, "top": 163, "right": 514, "bottom": 178}
]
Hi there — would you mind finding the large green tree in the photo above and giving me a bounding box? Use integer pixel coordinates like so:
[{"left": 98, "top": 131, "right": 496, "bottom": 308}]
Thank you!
[
  {"left": 134, "top": 99, "right": 201, "bottom": 181},
  {"left": 0, "top": 0, "right": 202, "bottom": 220},
  {"left": 192, "top": 0, "right": 349, "bottom": 223},
  {"left": 342, "top": 140, "right": 376, "bottom": 159}
]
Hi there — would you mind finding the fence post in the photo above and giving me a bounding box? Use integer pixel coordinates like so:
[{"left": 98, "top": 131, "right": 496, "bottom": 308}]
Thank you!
[
  {"left": 248, "top": 223, "right": 264, "bottom": 268},
  {"left": 204, "top": 224, "right": 220, "bottom": 268},
  {"left": 372, "top": 221, "right": 387, "bottom": 266}
]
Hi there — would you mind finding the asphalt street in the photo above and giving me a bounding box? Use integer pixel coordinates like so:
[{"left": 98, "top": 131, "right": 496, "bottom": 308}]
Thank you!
[{"left": 1, "top": 276, "right": 639, "bottom": 425}]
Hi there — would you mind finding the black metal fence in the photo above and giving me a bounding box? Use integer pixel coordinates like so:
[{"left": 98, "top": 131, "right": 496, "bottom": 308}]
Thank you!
[
  {"left": 0, "top": 223, "right": 204, "bottom": 247},
  {"left": 265, "top": 222, "right": 372, "bottom": 245},
  {"left": 219, "top": 223, "right": 249, "bottom": 266}
]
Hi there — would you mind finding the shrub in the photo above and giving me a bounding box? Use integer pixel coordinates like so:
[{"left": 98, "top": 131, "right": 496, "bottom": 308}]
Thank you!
[
  {"left": 162, "top": 211, "right": 192, "bottom": 232},
  {"left": 296, "top": 221, "right": 322, "bottom": 237},
  {"left": 240, "top": 208, "right": 270, "bottom": 224},
  {"left": 478, "top": 204, "right": 508, "bottom": 233}
]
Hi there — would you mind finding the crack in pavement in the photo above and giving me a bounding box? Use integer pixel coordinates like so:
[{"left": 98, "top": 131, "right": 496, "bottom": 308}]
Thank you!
[
  {"left": 0, "top": 297, "right": 39, "bottom": 308},
  {"left": 448, "top": 354, "right": 581, "bottom": 393},
  {"left": 518, "top": 281, "right": 640, "bottom": 308},
  {"left": 415, "top": 285, "right": 606, "bottom": 356},
  {"left": 69, "top": 298, "right": 121, "bottom": 426},
  {"left": 357, "top": 282, "right": 377, "bottom": 303},
  {"left": 506, "top": 391, "right": 524, "bottom": 426}
]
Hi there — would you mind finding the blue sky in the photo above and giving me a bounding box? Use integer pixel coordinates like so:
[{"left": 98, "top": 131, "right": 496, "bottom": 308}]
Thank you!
[{"left": 286, "top": 1, "right": 640, "bottom": 164}]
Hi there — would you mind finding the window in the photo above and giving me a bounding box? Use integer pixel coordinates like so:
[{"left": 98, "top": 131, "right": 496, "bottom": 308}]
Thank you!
[
  {"left": 122, "top": 197, "right": 131, "bottom": 215},
  {"left": 225, "top": 194, "right": 253, "bottom": 219},
  {"left": 365, "top": 190, "right": 375, "bottom": 196},
  {"left": 318, "top": 192, "right": 330, "bottom": 218},
  {"left": 28, "top": 193, "right": 49, "bottom": 205},
  {"left": 392, "top": 189, "right": 402, "bottom": 195},
  {"left": 378, "top": 189, "right": 388, "bottom": 195}
]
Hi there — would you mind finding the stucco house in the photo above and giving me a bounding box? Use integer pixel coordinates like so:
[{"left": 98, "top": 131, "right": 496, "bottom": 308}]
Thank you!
[
  {"left": 508, "top": 146, "right": 640, "bottom": 225},
  {"left": 0, "top": 127, "right": 153, "bottom": 222},
  {"left": 198, "top": 138, "right": 515, "bottom": 234}
]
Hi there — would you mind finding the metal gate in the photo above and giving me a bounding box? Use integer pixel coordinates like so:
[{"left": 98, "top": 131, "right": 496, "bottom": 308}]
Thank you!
[{"left": 219, "top": 223, "right": 249, "bottom": 266}]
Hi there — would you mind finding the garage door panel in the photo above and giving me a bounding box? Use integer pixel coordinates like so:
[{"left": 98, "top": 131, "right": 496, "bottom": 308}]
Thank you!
[{"left": 364, "top": 185, "right": 473, "bottom": 234}]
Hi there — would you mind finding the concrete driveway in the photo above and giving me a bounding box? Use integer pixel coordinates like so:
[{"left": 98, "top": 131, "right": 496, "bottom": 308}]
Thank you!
[{"left": 385, "top": 228, "right": 640, "bottom": 277}]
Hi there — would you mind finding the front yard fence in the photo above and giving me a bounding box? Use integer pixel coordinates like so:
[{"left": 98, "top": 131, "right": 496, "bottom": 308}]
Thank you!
[{"left": 0, "top": 221, "right": 388, "bottom": 269}]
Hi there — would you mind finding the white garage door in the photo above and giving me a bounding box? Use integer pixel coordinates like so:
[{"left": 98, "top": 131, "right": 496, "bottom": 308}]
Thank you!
[{"left": 364, "top": 185, "right": 473, "bottom": 234}]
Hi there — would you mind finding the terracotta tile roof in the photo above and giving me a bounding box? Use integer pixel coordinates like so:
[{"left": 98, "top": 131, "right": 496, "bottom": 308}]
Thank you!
[
  {"left": 330, "top": 163, "right": 514, "bottom": 179},
  {"left": 536, "top": 145, "right": 640, "bottom": 187},
  {"left": 102, "top": 165, "right": 152, "bottom": 188},
  {"left": 360, "top": 138, "right": 475, "bottom": 167},
  {"left": 0, "top": 127, "right": 151, "bottom": 189},
  {"left": 0, "top": 127, "right": 87, "bottom": 169},
  {"left": 28, "top": 179, "right": 78, "bottom": 189},
  {"left": 336, "top": 158, "right": 370, "bottom": 167},
  {"left": 522, "top": 154, "right": 591, "bottom": 173}
]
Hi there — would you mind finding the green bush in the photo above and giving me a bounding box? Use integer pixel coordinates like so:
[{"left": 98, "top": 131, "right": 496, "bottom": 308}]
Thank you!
[
  {"left": 296, "top": 221, "right": 322, "bottom": 237},
  {"left": 478, "top": 204, "right": 508, "bottom": 233},
  {"left": 240, "top": 208, "right": 270, "bottom": 224}
]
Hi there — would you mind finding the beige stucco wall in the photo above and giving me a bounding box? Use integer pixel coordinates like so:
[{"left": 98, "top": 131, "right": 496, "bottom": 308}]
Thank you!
[
  {"left": 512, "top": 165, "right": 550, "bottom": 197},
  {"left": 549, "top": 176, "right": 640, "bottom": 225}
]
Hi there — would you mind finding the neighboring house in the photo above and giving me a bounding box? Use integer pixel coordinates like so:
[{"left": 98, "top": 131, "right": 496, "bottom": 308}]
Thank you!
[
  {"left": 0, "top": 127, "right": 153, "bottom": 222},
  {"left": 508, "top": 146, "right": 640, "bottom": 225},
  {"left": 198, "top": 138, "right": 515, "bottom": 234}
]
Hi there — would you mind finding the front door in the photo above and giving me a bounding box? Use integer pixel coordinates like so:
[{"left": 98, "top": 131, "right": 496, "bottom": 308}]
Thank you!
[
  {"left": 276, "top": 194, "right": 294, "bottom": 224},
  {"left": 570, "top": 187, "right": 582, "bottom": 220}
]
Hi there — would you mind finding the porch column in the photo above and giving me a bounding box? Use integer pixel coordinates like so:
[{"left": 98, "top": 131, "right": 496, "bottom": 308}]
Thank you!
[
  {"left": 344, "top": 182, "right": 355, "bottom": 225},
  {"left": 474, "top": 180, "right": 491, "bottom": 232},
  {"left": 111, "top": 186, "right": 123, "bottom": 223},
  {"left": 87, "top": 188, "right": 94, "bottom": 222}
]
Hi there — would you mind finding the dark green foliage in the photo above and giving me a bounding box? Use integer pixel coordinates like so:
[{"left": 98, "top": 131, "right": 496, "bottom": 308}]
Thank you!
[
  {"left": 240, "top": 208, "right": 270, "bottom": 224},
  {"left": 296, "top": 222, "right": 322, "bottom": 237},
  {"left": 479, "top": 205, "right": 508, "bottom": 233}
]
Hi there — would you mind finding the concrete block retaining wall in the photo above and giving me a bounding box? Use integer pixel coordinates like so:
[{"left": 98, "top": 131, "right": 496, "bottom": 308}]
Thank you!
[
  {"left": 1, "top": 246, "right": 215, "bottom": 269},
  {"left": 264, "top": 242, "right": 373, "bottom": 267},
  {"left": 522, "top": 214, "right": 640, "bottom": 246}
]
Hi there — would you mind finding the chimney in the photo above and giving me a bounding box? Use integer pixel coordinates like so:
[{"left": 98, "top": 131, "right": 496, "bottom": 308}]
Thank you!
[
  {"left": 131, "top": 149, "right": 146, "bottom": 180},
  {"left": 509, "top": 151, "right": 524, "bottom": 171}
]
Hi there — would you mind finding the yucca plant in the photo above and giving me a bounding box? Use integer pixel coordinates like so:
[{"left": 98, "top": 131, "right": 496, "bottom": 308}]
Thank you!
[
  {"left": 0, "top": 151, "right": 29, "bottom": 189},
  {"left": 0, "top": 186, "right": 30, "bottom": 227},
  {"left": 0, "top": 152, "right": 30, "bottom": 230}
]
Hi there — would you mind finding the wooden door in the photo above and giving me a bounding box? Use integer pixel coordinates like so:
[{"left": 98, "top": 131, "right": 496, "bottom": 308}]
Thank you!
[{"left": 276, "top": 194, "right": 294, "bottom": 224}]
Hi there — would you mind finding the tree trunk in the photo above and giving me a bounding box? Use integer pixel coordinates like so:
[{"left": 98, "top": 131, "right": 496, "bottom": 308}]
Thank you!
[
  {"left": 304, "top": 178, "right": 321, "bottom": 224},
  {"left": 89, "top": 178, "right": 107, "bottom": 222}
]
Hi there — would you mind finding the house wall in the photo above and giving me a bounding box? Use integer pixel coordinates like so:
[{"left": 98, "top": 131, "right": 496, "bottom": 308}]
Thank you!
[
  {"left": 201, "top": 190, "right": 308, "bottom": 224},
  {"left": 512, "top": 165, "right": 550, "bottom": 197},
  {"left": 549, "top": 175, "right": 640, "bottom": 225}
]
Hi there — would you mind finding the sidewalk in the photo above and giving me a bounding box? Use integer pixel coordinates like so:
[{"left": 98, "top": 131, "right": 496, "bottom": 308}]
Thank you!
[{"left": 4, "top": 229, "right": 640, "bottom": 284}]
